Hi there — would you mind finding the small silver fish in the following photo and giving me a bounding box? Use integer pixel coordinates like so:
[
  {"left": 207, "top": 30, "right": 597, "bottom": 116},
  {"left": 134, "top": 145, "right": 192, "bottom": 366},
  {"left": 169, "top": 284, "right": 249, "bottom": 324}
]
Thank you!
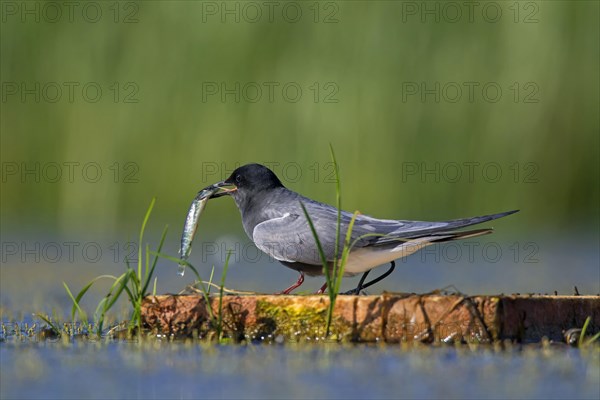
[{"left": 178, "top": 186, "right": 219, "bottom": 276}]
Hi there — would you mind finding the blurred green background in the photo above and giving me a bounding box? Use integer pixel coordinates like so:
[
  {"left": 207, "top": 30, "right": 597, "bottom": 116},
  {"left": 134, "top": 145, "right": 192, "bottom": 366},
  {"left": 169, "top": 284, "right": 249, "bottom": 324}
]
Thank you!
[
  {"left": 1, "top": 1, "right": 599, "bottom": 308},
  {"left": 2, "top": 0, "right": 598, "bottom": 231}
]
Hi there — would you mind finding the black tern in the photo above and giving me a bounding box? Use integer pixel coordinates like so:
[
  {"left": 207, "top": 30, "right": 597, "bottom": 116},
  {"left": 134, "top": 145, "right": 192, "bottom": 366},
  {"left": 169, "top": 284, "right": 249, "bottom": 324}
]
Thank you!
[{"left": 208, "top": 163, "right": 518, "bottom": 294}]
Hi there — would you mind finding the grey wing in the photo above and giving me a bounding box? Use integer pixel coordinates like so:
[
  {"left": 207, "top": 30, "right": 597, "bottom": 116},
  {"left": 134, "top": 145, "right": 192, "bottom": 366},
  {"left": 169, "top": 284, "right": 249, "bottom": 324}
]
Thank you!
[
  {"left": 252, "top": 213, "right": 325, "bottom": 265},
  {"left": 250, "top": 203, "right": 385, "bottom": 265}
]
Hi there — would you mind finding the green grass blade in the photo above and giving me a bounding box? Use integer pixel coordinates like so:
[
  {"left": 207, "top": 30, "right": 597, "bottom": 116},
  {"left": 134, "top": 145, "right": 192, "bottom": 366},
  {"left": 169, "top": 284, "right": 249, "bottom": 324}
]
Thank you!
[
  {"left": 129, "top": 267, "right": 141, "bottom": 295},
  {"left": 578, "top": 316, "right": 600, "bottom": 347},
  {"left": 71, "top": 281, "right": 97, "bottom": 320},
  {"left": 139, "top": 243, "right": 149, "bottom": 297},
  {"left": 336, "top": 211, "right": 359, "bottom": 294},
  {"left": 138, "top": 197, "right": 156, "bottom": 282},
  {"left": 207, "top": 266, "right": 215, "bottom": 295},
  {"left": 63, "top": 281, "right": 88, "bottom": 325},
  {"left": 68, "top": 275, "right": 119, "bottom": 320},
  {"left": 93, "top": 297, "right": 109, "bottom": 335},
  {"left": 142, "top": 225, "right": 168, "bottom": 295},
  {"left": 104, "top": 272, "right": 131, "bottom": 312},
  {"left": 579, "top": 316, "right": 591, "bottom": 347},
  {"left": 109, "top": 274, "right": 134, "bottom": 333},
  {"left": 93, "top": 297, "right": 108, "bottom": 320},
  {"left": 299, "top": 202, "right": 329, "bottom": 269},
  {"left": 88, "top": 272, "right": 129, "bottom": 334},
  {"left": 129, "top": 307, "right": 141, "bottom": 332},
  {"left": 35, "top": 313, "right": 61, "bottom": 337},
  {"left": 217, "top": 251, "right": 232, "bottom": 340},
  {"left": 301, "top": 201, "right": 336, "bottom": 336},
  {"left": 586, "top": 331, "right": 600, "bottom": 345},
  {"left": 144, "top": 243, "right": 149, "bottom": 290},
  {"left": 152, "top": 277, "right": 158, "bottom": 296},
  {"left": 122, "top": 282, "right": 136, "bottom": 304},
  {"left": 328, "top": 143, "right": 342, "bottom": 296}
]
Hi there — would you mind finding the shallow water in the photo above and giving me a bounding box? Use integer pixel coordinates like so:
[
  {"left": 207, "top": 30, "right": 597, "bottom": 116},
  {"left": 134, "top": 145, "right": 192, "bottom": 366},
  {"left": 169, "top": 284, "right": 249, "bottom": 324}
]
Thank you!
[
  {"left": 1, "top": 233, "right": 598, "bottom": 399},
  {"left": 1, "top": 340, "right": 598, "bottom": 400}
]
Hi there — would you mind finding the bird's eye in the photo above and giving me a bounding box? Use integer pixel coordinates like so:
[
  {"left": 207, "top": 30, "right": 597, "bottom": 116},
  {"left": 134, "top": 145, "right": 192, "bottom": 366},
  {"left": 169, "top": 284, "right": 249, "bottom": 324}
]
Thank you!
[{"left": 235, "top": 175, "right": 242, "bottom": 183}]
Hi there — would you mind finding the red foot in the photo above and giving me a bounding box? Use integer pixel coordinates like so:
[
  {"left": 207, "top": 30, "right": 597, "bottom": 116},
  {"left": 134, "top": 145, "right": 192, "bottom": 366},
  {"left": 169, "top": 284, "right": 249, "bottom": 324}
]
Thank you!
[
  {"left": 316, "top": 282, "right": 327, "bottom": 294},
  {"left": 277, "top": 272, "right": 305, "bottom": 294}
]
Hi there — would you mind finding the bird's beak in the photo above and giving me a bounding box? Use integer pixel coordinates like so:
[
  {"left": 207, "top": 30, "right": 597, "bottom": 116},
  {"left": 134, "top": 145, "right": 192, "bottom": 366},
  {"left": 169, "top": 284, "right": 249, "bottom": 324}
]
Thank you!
[{"left": 210, "top": 180, "right": 237, "bottom": 198}]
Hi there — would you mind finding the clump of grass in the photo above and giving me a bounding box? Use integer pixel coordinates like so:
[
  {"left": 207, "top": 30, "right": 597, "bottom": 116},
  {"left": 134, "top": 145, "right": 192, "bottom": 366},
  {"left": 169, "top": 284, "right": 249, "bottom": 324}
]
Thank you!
[
  {"left": 301, "top": 144, "right": 359, "bottom": 337},
  {"left": 63, "top": 197, "right": 233, "bottom": 341},
  {"left": 63, "top": 198, "right": 168, "bottom": 337}
]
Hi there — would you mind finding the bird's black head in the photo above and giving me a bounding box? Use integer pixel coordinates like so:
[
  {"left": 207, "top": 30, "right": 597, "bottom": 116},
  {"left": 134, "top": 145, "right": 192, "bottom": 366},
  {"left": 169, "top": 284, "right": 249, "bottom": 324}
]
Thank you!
[
  {"left": 210, "top": 164, "right": 284, "bottom": 207},
  {"left": 226, "top": 163, "right": 284, "bottom": 192}
]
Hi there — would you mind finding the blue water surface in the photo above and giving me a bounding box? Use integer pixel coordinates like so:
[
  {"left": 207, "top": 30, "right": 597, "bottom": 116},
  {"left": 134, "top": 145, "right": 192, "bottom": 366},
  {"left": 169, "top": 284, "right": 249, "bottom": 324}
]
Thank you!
[{"left": 1, "top": 340, "right": 598, "bottom": 400}]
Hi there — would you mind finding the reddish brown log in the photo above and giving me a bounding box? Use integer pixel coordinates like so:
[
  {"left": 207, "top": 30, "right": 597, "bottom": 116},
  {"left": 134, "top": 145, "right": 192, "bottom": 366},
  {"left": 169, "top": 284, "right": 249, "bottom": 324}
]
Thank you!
[{"left": 141, "top": 294, "right": 599, "bottom": 343}]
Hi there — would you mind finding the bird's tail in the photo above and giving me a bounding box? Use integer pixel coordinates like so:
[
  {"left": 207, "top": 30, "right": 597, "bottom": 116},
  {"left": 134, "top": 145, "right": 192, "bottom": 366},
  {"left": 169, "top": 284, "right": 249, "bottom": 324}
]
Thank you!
[
  {"left": 430, "top": 210, "right": 519, "bottom": 232},
  {"left": 426, "top": 228, "right": 493, "bottom": 242}
]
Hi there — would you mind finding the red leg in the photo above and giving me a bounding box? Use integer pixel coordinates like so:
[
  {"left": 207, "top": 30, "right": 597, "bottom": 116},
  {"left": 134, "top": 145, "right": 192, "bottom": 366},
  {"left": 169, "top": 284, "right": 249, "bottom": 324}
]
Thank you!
[
  {"left": 316, "top": 282, "right": 327, "bottom": 294},
  {"left": 277, "top": 272, "right": 305, "bottom": 294}
]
